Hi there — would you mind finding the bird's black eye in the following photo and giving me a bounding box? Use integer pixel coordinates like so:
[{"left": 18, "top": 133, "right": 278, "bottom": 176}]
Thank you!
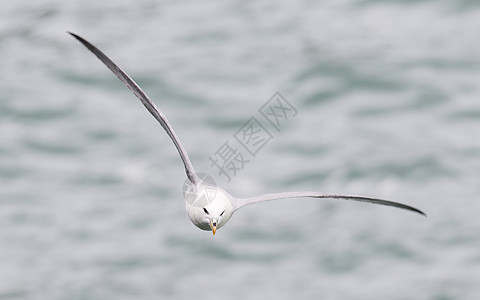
[
  {"left": 203, "top": 208, "right": 209, "bottom": 214},
  {"left": 220, "top": 210, "right": 225, "bottom": 216}
]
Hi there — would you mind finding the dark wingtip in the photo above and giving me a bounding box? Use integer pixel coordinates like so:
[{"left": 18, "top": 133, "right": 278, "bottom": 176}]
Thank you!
[
  {"left": 67, "top": 32, "right": 86, "bottom": 46},
  {"left": 67, "top": 31, "right": 83, "bottom": 41},
  {"left": 336, "top": 194, "right": 427, "bottom": 217},
  {"left": 398, "top": 204, "right": 426, "bottom": 217},
  {"left": 405, "top": 205, "right": 427, "bottom": 217},
  {"left": 418, "top": 209, "right": 427, "bottom": 217}
]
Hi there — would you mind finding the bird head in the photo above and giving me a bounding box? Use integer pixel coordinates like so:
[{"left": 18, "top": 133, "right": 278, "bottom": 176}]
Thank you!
[
  {"left": 200, "top": 203, "right": 227, "bottom": 235},
  {"left": 184, "top": 180, "right": 234, "bottom": 235}
]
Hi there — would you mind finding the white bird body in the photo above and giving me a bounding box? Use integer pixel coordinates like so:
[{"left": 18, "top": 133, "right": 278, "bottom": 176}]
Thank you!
[
  {"left": 185, "top": 182, "right": 234, "bottom": 233},
  {"left": 69, "top": 32, "right": 426, "bottom": 235}
]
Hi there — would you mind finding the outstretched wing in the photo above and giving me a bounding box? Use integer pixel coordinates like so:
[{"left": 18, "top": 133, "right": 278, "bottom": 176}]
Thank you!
[
  {"left": 69, "top": 32, "right": 198, "bottom": 185},
  {"left": 235, "top": 191, "right": 426, "bottom": 216}
]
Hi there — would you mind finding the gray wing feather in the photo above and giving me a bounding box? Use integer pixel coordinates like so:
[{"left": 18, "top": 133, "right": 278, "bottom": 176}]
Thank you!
[
  {"left": 69, "top": 32, "right": 198, "bottom": 185},
  {"left": 235, "top": 192, "right": 426, "bottom": 216}
]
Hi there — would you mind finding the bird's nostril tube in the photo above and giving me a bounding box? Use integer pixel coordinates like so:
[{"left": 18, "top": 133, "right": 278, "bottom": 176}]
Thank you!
[{"left": 212, "top": 222, "right": 217, "bottom": 226}]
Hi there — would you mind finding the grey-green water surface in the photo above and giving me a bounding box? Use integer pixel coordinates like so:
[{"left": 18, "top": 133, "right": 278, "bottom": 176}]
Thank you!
[{"left": 1, "top": 1, "right": 480, "bottom": 299}]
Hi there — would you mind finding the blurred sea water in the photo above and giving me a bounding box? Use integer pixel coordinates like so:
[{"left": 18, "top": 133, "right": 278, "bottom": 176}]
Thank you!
[{"left": 1, "top": 0, "right": 480, "bottom": 299}]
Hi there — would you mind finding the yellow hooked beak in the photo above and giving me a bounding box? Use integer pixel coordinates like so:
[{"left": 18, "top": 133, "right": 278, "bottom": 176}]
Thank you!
[{"left": 210, "top": 220, "right": 217, "bottom": 235}]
